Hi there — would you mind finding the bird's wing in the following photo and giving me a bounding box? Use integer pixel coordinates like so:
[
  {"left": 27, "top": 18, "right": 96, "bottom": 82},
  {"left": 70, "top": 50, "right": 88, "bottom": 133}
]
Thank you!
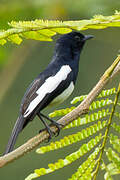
[
  {"left": 20, "top": 78, "right": 43, "bottom": 115},
  {"left": 20, "top": 65, "right": 72, "bottom": 118}
]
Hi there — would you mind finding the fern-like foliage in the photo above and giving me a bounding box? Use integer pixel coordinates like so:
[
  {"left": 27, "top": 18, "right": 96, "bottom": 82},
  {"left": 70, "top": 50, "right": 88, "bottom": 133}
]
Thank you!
[
  {"left": 25, "top": 85, "right": 120, "bottom": 180},
  {"left": 0, "top": 11, "right": 120, "bottom": 45}
]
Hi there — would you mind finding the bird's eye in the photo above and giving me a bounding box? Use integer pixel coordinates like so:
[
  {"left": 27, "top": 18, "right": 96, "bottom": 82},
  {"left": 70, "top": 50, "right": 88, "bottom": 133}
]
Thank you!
[{"left": 74, "top": 36, "right": 80, "bottom": 41}]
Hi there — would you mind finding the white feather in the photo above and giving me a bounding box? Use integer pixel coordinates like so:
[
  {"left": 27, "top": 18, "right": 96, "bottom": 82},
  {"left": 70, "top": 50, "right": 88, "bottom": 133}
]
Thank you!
[
  {"left": 49, "top": 81, "right": 74, "bottom": 106},
  {"left": 24, "top": 65, "right": 72, "bottom": 117}
]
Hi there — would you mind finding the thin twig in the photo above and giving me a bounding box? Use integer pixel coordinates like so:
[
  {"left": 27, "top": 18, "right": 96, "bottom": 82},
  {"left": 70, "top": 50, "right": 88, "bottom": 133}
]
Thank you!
[
  {"left": 93, "top": 82, "right": 120, "bottom": 180},
  {"left": 0, "top": 55, "right": 120, "bottom": 168}
]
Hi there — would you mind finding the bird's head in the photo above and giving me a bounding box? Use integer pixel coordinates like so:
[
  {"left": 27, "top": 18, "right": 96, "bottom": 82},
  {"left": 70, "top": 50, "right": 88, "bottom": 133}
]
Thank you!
[{"left": 56, "top": 31, "right": 94, "bottom": 54}]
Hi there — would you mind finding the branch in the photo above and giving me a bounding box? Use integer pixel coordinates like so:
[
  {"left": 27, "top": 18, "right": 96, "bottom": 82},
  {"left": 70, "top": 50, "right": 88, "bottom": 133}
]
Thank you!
[
  {"left": 93, "top": 82, "right": 120, "bottom": 179},
  {"left": 1, "top": 12, "right": 120, "bottom": 46},
  {"left": 0, "top": 55, "right": 120, "bottom": 168}
]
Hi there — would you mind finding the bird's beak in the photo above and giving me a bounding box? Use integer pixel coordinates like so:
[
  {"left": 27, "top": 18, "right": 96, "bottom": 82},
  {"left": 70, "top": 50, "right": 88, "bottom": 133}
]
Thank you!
[{"left": 83, "top": 35, "right": 94, "bottom": 41}]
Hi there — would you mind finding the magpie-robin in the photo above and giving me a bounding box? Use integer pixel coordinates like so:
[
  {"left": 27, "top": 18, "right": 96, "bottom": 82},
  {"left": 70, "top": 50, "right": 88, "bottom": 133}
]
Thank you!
[{"left": 4, "top": 31, "right": 93, "bottom": 154}]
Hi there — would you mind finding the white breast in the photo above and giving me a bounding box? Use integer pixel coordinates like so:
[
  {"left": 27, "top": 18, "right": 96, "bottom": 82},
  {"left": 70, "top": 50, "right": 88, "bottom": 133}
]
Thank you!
[{"left": 49, "top": 81, "right": 74, "bottom": 106}]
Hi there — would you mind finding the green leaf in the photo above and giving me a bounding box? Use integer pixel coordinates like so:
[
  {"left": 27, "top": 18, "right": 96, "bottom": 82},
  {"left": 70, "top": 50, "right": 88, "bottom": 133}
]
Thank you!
[
  {"left": 110, "top": 134, "right": 120, "bottom": 153},
  {"left": 89, "top": 99, "right": 113, "bottom": 111},
  {"left": 51, "top": 28, "right": 72, "bottom": 34},
  {"left": 112, "top": 123, "right": 120, "bottom": 133},
  {"left": 49, "top": 106, "right": 75, "bottom": 118},
  {"left": 38, "top": 29, "right": 56, "bottom": 37},
  {"left": 0, "top": 39, "right": 7, "bottom": 45},
  {"left": 105, "top": 148, "right": 120, "bottom": 170},
  {"left": 68, "top": 147, "right": 100, "bottom": 180},
  {"left": 23, "top": 31, "right": 52, "bottom": 41},
  {"left": 71, "top": 95, "right": 87, "bottom": 104},
  {"left": 49, "top": 98, "right": 112, "bottom": 118},
  {"left": 71, "top": 88, "right": 116, "bottom": 104},
  {"left": 8, "top": 34, "right": 22, "bottom": 44},
  {"left": 114, "top": 112, "right": 120, "bottom": 119},
  {"left": 26, "top": 134, "right": 102, "bottom": 180},
  {"left": 101, "top": 161, "right": 113, "bottom": 180},
  {"left": 36, "top": 121, "right": 106, "bottom": 154},
  {"left": 25, "top": 84, "right": 120, "bottom": 180},
  {"left": 64, "top": 109, "right": 109, "bottom": 129},
  {"left": 0, "top": 12, "right": 120, "bottom": 45}
]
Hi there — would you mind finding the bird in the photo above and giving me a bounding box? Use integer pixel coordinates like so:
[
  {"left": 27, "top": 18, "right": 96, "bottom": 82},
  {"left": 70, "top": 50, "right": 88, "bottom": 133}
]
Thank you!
[{"left": 4, "top": 31, "right": 93, "bottom": 154}]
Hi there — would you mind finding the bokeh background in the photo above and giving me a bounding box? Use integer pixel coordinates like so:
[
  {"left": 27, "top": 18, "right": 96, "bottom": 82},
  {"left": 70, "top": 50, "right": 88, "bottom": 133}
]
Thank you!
[{"left": 0, "top": 0, "right": 120, "bottom": 179}]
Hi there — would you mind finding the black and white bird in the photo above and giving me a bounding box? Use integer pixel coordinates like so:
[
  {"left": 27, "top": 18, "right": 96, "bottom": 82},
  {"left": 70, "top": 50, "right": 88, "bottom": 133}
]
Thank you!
[{"left": 4, "top": 31, "right": 93, "bottom": 154}]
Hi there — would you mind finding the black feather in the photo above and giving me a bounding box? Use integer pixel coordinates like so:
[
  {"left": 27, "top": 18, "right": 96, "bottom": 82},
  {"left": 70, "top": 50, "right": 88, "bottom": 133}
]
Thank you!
[
  {"left": 4, "top": 32, "right": 93, "bottom": 154},
  {"left": 4, "top": 115, "right": 24, "bottom": 154}
]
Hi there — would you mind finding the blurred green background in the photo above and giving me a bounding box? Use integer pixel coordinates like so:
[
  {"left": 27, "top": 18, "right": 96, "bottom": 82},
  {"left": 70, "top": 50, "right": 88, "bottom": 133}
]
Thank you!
[{"left": 0, "top": 0, "right": 120, "bottom": 180}]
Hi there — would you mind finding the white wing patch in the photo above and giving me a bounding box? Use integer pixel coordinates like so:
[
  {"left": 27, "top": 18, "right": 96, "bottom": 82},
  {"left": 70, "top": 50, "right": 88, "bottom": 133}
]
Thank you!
[{"left": 24, "top": 65, "right": 72, "bottom": 117}]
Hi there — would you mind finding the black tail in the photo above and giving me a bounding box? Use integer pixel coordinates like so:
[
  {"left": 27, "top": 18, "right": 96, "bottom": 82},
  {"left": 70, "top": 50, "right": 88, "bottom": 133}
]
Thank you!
[{"left": 4, "top": 115, "right": 24, "bottom": 154}]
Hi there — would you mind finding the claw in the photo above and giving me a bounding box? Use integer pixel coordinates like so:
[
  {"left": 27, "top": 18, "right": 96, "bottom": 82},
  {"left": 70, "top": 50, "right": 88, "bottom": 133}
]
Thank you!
[
  {"left": 50, "top": 121, "right": 61, "bottom": 137},
  {"left": 45, "top": 127, "right": 53, "bottom": 142},
  {"left": 39, "top": 126, "right": 53, "bottom": 142},
  {"left": 38, "top": 112, "right": 62, "bottom": 141},
  {"left": 39, "top": 112, "right": 62, "bottom": 136}
]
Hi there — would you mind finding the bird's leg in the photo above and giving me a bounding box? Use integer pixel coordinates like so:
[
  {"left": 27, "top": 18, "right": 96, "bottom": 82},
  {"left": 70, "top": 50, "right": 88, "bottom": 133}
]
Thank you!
[
  {"left": 37, "top": 113, "right": 53, "bottom": 141},
  {"left": 39, "top": 112, "right": 62, "bottom": 136}
]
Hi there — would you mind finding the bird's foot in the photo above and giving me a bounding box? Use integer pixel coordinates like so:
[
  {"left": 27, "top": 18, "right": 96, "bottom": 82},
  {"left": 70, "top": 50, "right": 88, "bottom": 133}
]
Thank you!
[
  {"left": 39, "top": 112, "right": 62, "bottom": 137},
  {"left": 39, "top": 125, "right": 54, "bottom": 142},
  {"left": 50, "top": 120, "right": 62, "bottom": 137}
]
